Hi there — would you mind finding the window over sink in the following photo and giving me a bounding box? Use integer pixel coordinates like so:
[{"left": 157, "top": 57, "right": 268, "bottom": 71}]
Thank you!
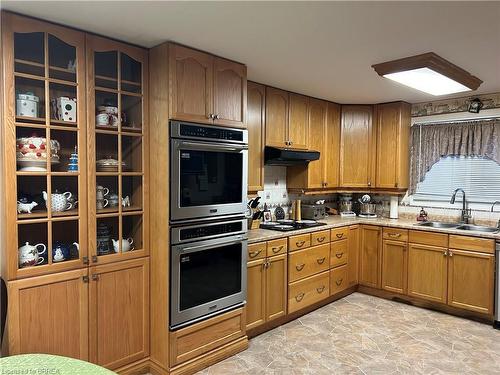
[{"left": 412, "top": 156, "right": 500, "bottom": 205}]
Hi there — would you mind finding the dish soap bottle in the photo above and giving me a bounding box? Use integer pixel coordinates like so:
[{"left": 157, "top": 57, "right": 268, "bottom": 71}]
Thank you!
[{"left": 417, "top": 207, "right": 428, "bottom": 222}]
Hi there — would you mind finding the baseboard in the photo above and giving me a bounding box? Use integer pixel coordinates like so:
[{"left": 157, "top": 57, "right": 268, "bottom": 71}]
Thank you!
[
  {"left": 116, "top": 357, "right": 152, "bottom": 375},
  {"left": 169, "top": 336, "right": 248, "bottom": 375},
  {"left": 357, "top": 285, "right": 493, "bottom": 324}
]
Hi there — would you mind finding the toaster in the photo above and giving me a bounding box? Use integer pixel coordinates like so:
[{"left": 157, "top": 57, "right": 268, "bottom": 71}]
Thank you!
[{"left": 301, "top": 204, "right": 326, "bottom": 220}]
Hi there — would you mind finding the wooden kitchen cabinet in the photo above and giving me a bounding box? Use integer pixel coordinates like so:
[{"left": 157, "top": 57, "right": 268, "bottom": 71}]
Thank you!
[
  {"left": 246, "top": 243, "right": 287, "bottom": 330},
  {"left": 168, "top": 43, "right": 214, "bottom": 124},
  {"left": 359, "top": 225, "right": 381, "bottom": 288},
  {"left": 288, "top": 93, "right": 309, "bottom": 150},
  {"left": 447, "top": 249, "right": 494, "bottom": 314},
  {"left": 381, "top": 239, "right": 407, "bottom": 294},
  {"left": 213, "top": 57, "right": 247, "bottom": 127},
  {"left": 324, "top": 102, "right": 341, "bottom": 188},
  {"left": 247, "top": 82, "right": 265, "bottom": 192},
  {"left": 265, "top": 253, "right": 288, "bottom": 321},
  {"left": 339, "top": 105, "right": 374, "bottom": 188},
  {"left": 374, "top": 102, "right": 411, "bottom": 189},
  {"left": 347, "top": 225, "right": 360, "bottom": 287},
  {"left": 287, "top": 98, "right": 328, "bottom": 190},
  {"left": 168, "top": 43, "right": 246, "bottom": 127},
  {"left": 7, "top": 269, "right": 89, "bottom": 358},
  {"left": 265, "top": 87, "right": 289, "bottom": 148},
  {"left": 246, "top": 258, "right": 267, "bottom": 330},
  {"left": 89, "top": 258, "right": 149, "bottom": 370},
  {"left": 407, "top": 243, "right": 447, "bottom": 304}
]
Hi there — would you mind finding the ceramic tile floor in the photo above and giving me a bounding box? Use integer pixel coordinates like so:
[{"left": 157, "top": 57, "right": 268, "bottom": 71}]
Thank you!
[{"left": 197, "top": 293, "right": 500, "bottom": 375}]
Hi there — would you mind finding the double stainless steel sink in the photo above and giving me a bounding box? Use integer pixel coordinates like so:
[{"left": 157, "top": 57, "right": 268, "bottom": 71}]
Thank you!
[{"left": 416, "top": 221, "right": 499, "bottom": 233}]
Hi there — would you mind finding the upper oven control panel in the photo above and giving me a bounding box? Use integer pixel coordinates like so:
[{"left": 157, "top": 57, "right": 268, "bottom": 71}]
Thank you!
[{"left": 170, "top": 120, "right": 248, "bottom": 144}]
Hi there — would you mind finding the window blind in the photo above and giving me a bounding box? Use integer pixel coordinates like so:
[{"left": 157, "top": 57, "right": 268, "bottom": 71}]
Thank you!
[{"left": 413, "top": 156, "right": 500, "bottom": 204}]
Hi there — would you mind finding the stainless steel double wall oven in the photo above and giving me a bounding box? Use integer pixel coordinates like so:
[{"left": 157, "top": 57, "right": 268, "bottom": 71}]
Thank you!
[{"left": 169, "top": 121, "right": 248, "bottom": 329}]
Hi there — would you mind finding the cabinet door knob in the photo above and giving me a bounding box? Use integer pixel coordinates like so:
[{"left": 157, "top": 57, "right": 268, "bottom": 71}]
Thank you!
[
  {"left": 82, "top": 256, "right": 89, "bottom": 265},
  {"left": 336, "top": 233, "right": 344, "bottom": 239},
  {"left": 316, "top": 285, "right": 326, "bottom": 294},
  {"left": 316, "top": 257, "right": 326, "bottom": 265},
  {"left": 335, "top": 278, "right": 343, "bottom": 286},
  {"left": 449, "top": 251, "right": 453, "bottom": 257},
  {"left": 317, "top": 236, "right": 325, "bottom": 243},
  {"left": 295, "top": 263, "right": 305, "bottom": 271},
  {"left": 92, "top": 255, "right": 98, "bottom": 263},
  {"left": 296, "top": 240, "right": 305, "bottom": 248},
  {"left": 443, "top": 251, "right": 448, "bottom": 256},
  {"left": 335, "top": 252, "right": 344, "bottom": 259},
  {"left": 208, "top": 113, "right": 214, "bottom": 119},
  {"left": 367, "top": 181, "right": 371, "bottom": 187},
  {"left": 215, "top": 114, "right": 220, "bottom": 119},
  {"left": 82, "top": 276, "right": 89, "bottom": 283},
  {"left": 91, "top": 274, "right": 99, "bottom": 281}
]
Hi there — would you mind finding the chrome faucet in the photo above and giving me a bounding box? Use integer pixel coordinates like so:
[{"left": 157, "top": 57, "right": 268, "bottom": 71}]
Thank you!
[
  {"left": 450, "top": 188, "right": 471, "bottom": 224},
  {"left": 491, "top": 201, "right": 500, "bottom": 229}
]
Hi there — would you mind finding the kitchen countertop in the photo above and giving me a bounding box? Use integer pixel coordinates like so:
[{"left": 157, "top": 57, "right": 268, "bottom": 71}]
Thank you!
[{"left": 247, "top": 216, "right": 500, "bottom": 243}]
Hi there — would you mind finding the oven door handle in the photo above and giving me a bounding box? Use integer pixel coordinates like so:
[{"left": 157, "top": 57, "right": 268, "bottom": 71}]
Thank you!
[
  {"left": 179, "top": 238, "right": 246, "bottom": 254},
  {"left": 178, "top": 141, "right": 248, "bottom": 153}
]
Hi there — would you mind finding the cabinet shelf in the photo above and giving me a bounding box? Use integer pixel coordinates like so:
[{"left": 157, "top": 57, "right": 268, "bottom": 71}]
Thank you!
[
  {"left": 121, "top": 127, "right": 143, "bottom": 135},
  {"left": 15, "top": 116, "right": 46, "bottom": 125},
  {"left": 17, "top": 211, "right": 48, "bottom": 220},
  {"left": 50, "top": 119, "right": 77, "bottom": 127},
  {"left": 15, "top": 58, "right": 45, "bottom": 68},
  {"left": 51, "top": 208, "right": 79, "bottom": 218}
]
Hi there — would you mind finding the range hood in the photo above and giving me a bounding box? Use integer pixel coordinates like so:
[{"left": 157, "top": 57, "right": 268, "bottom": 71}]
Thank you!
[{"left": 264, "top": 146, "right": 320, "bottom": 166}]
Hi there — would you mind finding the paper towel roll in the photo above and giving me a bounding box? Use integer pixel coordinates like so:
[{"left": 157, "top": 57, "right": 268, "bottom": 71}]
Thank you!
[{"left": 390, "top": 196, "right": 399, "bottom": 219}]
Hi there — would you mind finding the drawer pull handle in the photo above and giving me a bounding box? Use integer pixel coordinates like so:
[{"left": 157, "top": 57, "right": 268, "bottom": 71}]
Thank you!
[
  {"left": 272, "top": 246, "right": 283, "bottom": 254},
  {"left": 335, "top": 252, "right": 344, "bottom": 259},
  {"left": 295, "top": 263, "right": 305, "bottom": 271},
  {"left": 316, "top": 257, "right": 326, "bottom": 265},
  {"left": 388, "top": 233, "right": 401, "bottom": 238},
  {"left": 316, "top": 285, "right": 326, "bottom": 294},
  {"left": 316, "top": 236, "right": 326, "bottom": 243},
  {"left": 249, "top": 249, "right": 262, "bottom": 258},
  {"left": 295, "top": 292, "right": 305, "bottom": 302},
  {"left": 296, "top": 240, "right": 305, "bottom": 247},
  {"left": 335, "top": 278, "right": 343, "bottom": 286},
  {"left": 336, "top": 233, "right": 344, "bottom": 239}
]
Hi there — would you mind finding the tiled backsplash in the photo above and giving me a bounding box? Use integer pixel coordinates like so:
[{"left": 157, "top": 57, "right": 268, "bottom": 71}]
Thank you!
[{"left": 250, "top": 166, "right": 500, "bottom": 226}]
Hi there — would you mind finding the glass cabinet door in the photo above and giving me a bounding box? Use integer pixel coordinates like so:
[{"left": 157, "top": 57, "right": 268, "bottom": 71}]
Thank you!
[
  {"left": 3, "top": 13, "right": 88, "bottom": 279},
  {"left": 87, "top": 35, "right": 148, "bottom": 265}
]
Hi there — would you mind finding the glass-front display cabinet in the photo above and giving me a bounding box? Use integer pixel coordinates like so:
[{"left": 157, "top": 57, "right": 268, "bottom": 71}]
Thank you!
[
  {"left": 86, "top": 35, "right": 149, "bottom": 265},
  {"left": 2, "top": 14, "right": 88, "bottom": 279}
]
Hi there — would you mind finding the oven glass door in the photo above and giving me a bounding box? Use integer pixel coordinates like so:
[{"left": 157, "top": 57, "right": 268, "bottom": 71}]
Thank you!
[
  {"left": 171, "top": 237, "right": 247, "bottom": 329},
  {"left": 171, "top": 139, "right": 248, "bottom": 221}
]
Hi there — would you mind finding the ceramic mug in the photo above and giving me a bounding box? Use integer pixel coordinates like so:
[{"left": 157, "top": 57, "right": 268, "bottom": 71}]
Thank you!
[
  {"left": 96, "top": 186, "right": 110, "bottom": 200},
  {"left": 96, "top": 198, "right": 109, "bottom": 210}
]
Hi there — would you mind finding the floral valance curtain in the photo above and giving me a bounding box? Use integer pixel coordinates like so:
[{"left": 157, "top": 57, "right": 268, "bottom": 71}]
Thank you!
[{"left": 409, "top": 119, "right": 500, "bottom": 194}]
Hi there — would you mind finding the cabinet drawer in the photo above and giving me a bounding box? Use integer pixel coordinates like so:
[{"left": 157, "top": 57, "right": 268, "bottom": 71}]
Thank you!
[
  {"left": 331, "top": 227, "right": 349, "bottom": 242},
  {"left": 409, "top": 230, "right": 448, "bottom": 248},
  {"left": 330, "top": 239, "right": 348, "bottom": 268},
  {"left": 169, "top": 308, "right": 245, "bottom": 366},
  {"left": 288, "top": 233, "right": 311, "bottom": 252},
  {"left": 330, "top": 265, "right": 348, "bottom": 295},
  {"left": 449, "top": 235, "right": 495, "bottom": 254},
  {"left": 288, "top": 271, "right": 329, "bottom": 314},
  {"left": 267, "top": 238, "right": 287, "bottom": 257},
  {"left": 247, "top": 242, "right": 266, "bottom": 260},
  {"left": 288, "top": 243, "right": 330, "bottom": 282},
  {"left": 383, "top": 228, "right": 408, "bottom": 242},
  {"left": 311, "top": 230, "right": 331, "bottom": 246}
]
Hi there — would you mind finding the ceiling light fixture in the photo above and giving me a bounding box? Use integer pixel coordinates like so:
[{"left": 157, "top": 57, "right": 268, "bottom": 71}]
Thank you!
[{"left": 372, "top": 52, "right": 482, "bottom": 96}]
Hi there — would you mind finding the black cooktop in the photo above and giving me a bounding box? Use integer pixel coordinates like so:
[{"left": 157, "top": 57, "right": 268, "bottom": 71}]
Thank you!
[{"left": 259, "top": 220, "right": 326, "bottom": 232}]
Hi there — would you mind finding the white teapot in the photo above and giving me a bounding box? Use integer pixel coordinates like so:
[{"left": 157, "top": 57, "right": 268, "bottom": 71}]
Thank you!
[
  {"left": 18, "top": 242, "right": 46, "bottom": 268},
  {"left": 112, "top": 238, "right": 134, "bottom": 253}
]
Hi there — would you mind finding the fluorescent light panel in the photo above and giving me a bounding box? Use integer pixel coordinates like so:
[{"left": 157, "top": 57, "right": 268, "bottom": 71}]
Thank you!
[{"left": 384, "top": 67, "right": 472, "bottom": 96}]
